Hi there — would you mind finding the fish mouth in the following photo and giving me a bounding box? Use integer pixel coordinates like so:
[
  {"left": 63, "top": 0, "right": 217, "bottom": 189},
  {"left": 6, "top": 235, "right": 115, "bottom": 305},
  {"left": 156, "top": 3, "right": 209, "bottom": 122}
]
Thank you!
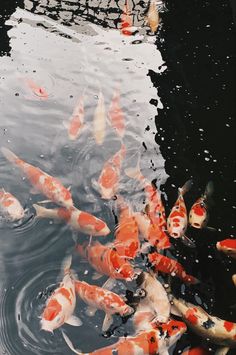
[
  {"left": 172, "top": 232, "right": 179, "bottom": 237},
  {"left": 192, "top": 222, "right": 201, "bottom": 228}
]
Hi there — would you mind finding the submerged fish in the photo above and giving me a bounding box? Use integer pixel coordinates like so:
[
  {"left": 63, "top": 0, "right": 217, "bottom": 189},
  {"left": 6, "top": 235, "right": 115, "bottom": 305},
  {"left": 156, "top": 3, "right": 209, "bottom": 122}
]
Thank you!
[
  {"left": 108, "top": 88, "right": 125, "bottom": 138},
  {"left": 41, "top": 256, "right": 81, "bottom": 332},
  {"left": 173, "top": 298, "right": 236, "bottom": 347},
  {"left": 75, "top": 279, "right": 134, "bottom": 332},
  {"left": 189, "top": 181, "right": 214, "bottom": 229},
  {"left": 65, "top": 94, "right": 85, "bottom": 141},
  {"left": 96, "top": 144, "right": 126, "bottom": 199},
  {"left": 63, "top": 319, "right": 187, "bottom": 355},
  {"left": 0, "top": 188, "right": 24, "bottom": 221},
  {"left": 93, "top": 91, "right": 106, "bottom": 145},
  {"left": 76, "top": 241, "right": 138, "bottom": 282},
  {"left": 147, "top": 252, "right": 199, "bottom": 284},
  {"left": 33, "top": 204, "right": 110, "bottom": 237},
  {"left": 216, "top": 239, "right": 236, "bottom": 259},
  {"left": 182, "top": 346, "right": 210, "bottom": 355},
  {"left": 24, "top": 78, "right": 48, "bottom": 99},
  {"left": 1, "top": 147, "right": 73, "bottom": 208},
  {"left": 146, "top": 0, "right": 160, "bottom": 33}
]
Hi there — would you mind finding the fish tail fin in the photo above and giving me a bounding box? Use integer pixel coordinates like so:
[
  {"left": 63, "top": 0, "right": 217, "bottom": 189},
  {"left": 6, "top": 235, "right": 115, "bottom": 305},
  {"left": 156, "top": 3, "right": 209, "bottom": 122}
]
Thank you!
[
  {"left": 204, "top": 181, "right": 214, "bottom": 199},
  {"left": 1, "top": 147, "right": 19, "bottom": 164},
  {"left": 33, "top": 204, "right": 48, "bottom": 218},
  {"left": 125, "top": 156, "right": 142, "bottom": 181},
  {"left": 62, "top": 331, "right": 82, "bottom": 354},
  {"left": 179, "top": 179, "right": 193, "bottom": 195},
  {"left": 62, "top": 254, "right": 72, "bottom": 275},
  {"left": 156, "top": 1, "right": 168, "bottom": 13}
]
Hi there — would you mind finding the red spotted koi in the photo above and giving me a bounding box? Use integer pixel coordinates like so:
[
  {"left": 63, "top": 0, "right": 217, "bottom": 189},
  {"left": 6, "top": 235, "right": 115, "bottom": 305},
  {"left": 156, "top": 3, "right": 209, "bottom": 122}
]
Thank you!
[
  {"left": 216, "top": 238, "right": 236, "bottom": 259},
  {"left": 0, "top": 188, "right": 24, "bottom": 221},
  {"left": 41, "top": 256, "right": 81, "bottom": 332},
  {"left": 147, "top": 252, "right": 199, "bottom": 284},
  {"left": 120, "top": 1, "right": 133, "bottom": 36},
  {"left": 33, "top": 204, "right": 110, "bottom": 237},
  {"left": 108, "top": 88, "right": 125, "bottom": 138},
  {"left": 173, "top": 298, "right": 236, "bottom": 347},
  {"left": 66, "top": 94, "right": 85, "bottom": 141},
  {"left": 93, "top": 91, "right": 106, "bottom": 145},
  {"left": 24, "top": 78, "right": 48, "bottom": 100},
  {"left": 96, "top": 144, "right": 126, "bottom": 199},
  {"left": 1, "top": 147, "right": 73, "bottom": 208},
  {"left": 63, "top": 319, "right": 187, "bottom": 354},
  {"left": 189, "top": 181, "right": 214, "bottom": 229},
  {"left": 75, "top": 279, "right": 134, "bottom": 332},
  {"left": 114, "top": 197, "right": 140, "bottom": 259},
  {"left": 76, "top": 241, "right": 138, "bottom": 282}
]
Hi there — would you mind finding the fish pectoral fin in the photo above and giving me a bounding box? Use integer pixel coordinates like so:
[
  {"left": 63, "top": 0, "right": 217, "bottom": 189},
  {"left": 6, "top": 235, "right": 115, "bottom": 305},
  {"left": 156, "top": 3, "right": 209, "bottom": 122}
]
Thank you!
[
  {"left": 85, "top": 306, "right": 97, "bottom": 317},
  {"left": 62, "top": 331, "right": 82, "bottom": 354},
  {"left": 215, "top": 347, "right": 230, "bottom": 355},
  {"left": 206, "top": 226, "right": 217, "bottom": 232},
  {"left": 92, "top": 272, "right": 103, "bottom": 280},
  {"left": 181, "top": 235, "right": 196, "bottom": 248},
  {"left": 63, "top": 120, "right": 69, "bottom": 129},
  {"left": 102, "top": 277, "right": 117, "bottom": 290},
  {"left": 65, "top": 315, "right": 82, "bottom": 327},
  {"left": 170, "top": 304, "right": 182, "bottom": 317},
  {"left": 102, "top": 314, "right": 113, "bottom": 332},
  {"left": 37, "top": 199, "right": 52, "bottom": 204}
]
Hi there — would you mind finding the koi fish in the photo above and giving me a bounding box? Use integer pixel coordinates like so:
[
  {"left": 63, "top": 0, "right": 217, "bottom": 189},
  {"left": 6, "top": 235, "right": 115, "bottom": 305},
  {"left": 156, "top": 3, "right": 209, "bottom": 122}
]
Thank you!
[
  {"left": 173, "top": 298, "right": 236, "bottom": 347},
  {"left": 120, "top": 1, "right": 133, "bottom": 36},
  {"left": 96, "top": 144, "right": 126, "bottom": 199},
  {"left": 216, "top": 239, "right": 236, "bottom": 259},
  {"left": 146, "top": 0, "right": 160, "bottom": 33},
  {"left": 136, "top": 271, "right": 170, "bottom": 323},
  {"left": 75, "top": 279, "right": 134, "bottom": 332},
  {"left": 189, "top": 181, "right": 214, "bottom": 229},
  {"left": 63, "top": 319, "right": 187, "bottom": 355},
  {"left": 93, "top": 91, "right": 106, "bottom": 145},
  {"left": 167, "top": 180, "right": 195, "bottom": 246},
  {"left": 76, "top": 241, "right": 138, "bottom": 282},
  {"left": 232, "top": 275, "right": 236, "bottom": 287},
  {"left": 33, "top": 204, "right": 110, "bottom": 237},
  {"left": 147, "top": 252, "right": 199, "bottom": 284},
  {"left": 135, "top": 211, "right": 171, "bottom": 250},
  {"left": 0, "top": 188, "right": 24, "bottom": 221},
  {"left": 65, "top": 94, "right": 85, "bottom": 141},
  {"left": 24, "top": 78, "right": 48, "bottom": 99},
  {"left": 182, "top": 346, "right": 210, "bottom": 355},
  {"left": 114, "top": 197, "right": 140, "bottom": 259},
  {"left": 108, "top": 88, "right": 125, "bottom": 138},
  {"left": 1, "top": 147, "right": 73, "bottom": 208},
  {"left": 41, "top": 256, "right": 81, "bottom": 332}
]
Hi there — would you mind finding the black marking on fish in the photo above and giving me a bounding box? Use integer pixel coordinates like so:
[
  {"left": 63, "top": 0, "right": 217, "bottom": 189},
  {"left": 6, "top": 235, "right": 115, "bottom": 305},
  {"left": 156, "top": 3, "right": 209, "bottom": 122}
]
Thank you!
[
  {"left": 150, "top": 336, "right": 156, "bottom": 343},
  {"left": 136, "top": 271, "right": 145, "bottom": 287},
  {"left": 202, "top": 318, "right": 215, "bottom": 329},
  {"left": 112, "top": 350, "right": 118, "bottom": 355}
]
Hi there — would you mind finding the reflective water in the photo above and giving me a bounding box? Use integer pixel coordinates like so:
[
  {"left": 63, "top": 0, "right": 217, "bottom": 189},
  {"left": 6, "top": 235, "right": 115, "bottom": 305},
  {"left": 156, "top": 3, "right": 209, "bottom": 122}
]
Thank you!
[{"left": 0, "top": 1, "right": 235, "bottom": 354}]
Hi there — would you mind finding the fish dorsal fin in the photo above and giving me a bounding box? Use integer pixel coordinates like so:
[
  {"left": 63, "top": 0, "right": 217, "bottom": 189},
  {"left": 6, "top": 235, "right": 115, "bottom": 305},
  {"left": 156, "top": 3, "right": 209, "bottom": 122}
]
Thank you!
[
  {"left": 181, "top": 235, "right": 196, "bottom": 248},
  {"left": 85, "top": 306, "right": 97, "bottom": 317},
  {"left": 102, "top": 313, "right": 113, "bottom": 332},
  {"left": 179, "top": 180, "right": 193, "bottom": 196}
]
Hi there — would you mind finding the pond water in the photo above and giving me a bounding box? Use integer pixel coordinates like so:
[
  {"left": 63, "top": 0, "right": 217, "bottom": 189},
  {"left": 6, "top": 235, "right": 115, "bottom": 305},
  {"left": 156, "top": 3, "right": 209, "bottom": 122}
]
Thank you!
[{"left": 0, "top": 1, "right": 235, "bottom": 354}]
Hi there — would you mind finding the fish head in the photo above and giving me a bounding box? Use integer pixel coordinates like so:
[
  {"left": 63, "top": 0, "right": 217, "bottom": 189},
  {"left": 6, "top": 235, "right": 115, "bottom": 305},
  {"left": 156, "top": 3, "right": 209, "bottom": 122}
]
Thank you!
[
  {"left": 77, "top": 211, "right": 110, "bottom": 236},
  {"left": 119, "top": 304, "right": 134, "bottom": 317},
  {"left": 189, "top": 200, "right": 208, "bottom": 229},
  {"left": 100, "top": 186, "right": 116, "bottom": 200},
  {"left": 157, "top": 320, "right": 187, "bottom": 348},
  {"left": 118, "top": 262, "right": 137, "bottom": 281}
]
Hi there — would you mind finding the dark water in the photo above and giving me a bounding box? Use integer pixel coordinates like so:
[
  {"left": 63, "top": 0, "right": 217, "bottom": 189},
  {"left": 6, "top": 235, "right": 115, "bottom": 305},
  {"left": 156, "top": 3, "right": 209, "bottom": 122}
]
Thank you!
[{"left": 0, "top": 1, "right": 235, "bottom": 354}]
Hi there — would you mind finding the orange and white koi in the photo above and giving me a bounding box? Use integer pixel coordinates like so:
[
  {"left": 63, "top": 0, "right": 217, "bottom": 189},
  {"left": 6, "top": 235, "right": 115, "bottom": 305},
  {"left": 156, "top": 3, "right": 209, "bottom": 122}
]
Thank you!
[
  {"left": 66, "top": 94, "right": 85, "bottom": 141},
  {"left": 93, "top": 91, "right": 106, "bottom": 145},
  {"left": 167, "top": 180, "right": 194, "bottom": 245},
  {"left": 114, "top": 197, "right": 140, "bottom": 259},
  {"left": 120, "top": 1, "right": 133, "bottom": 36},
  {"left": 182, "top": 346, "right": 210, "bottom": 355},
  {"left": 33, "top": 204, "right": 110, "bottom": 237},
  {"left": 0, "top": 188, "right": 24, "bottom": 221},
  {"left": 135, "top": 211, "right": 171, "bottom": 250},
  {"left": 108, "top": 88, "right": 125, "bottom": 138},
  {"left": 147, "top": 252, "right": 199, "bottom": 284},
  {"left": 75, "top": 279, "right": 134, "bottom": 332},
  {"left": 41, "top": 256, "right": 81, "bottom": 332},
  {"left": 135, "top": 271, "right": 170, "bottom": 323},
  {"left": 1, "top": 147, "right": 73, "bottom": 208},
  {"left": 76, "top": 241, "right": 138, "bottom": 282},
  {"left": 63, "top": 319, "right": 187, "bottom": 355},
  {"left": 216, "top": 238, "right": 236, "bottom": 259},
  {"left": 24, "top": 78, "right": 48, "bottom": 99},
  {"left": 96, "top": 144, "right": 126, "bottom": 199},
  {"left": 146, "top": 0, "right": 160, "bottom": 33},
  {"left": 173, "top": 298, "right": 236, "bottom": 347},
  {"left": 189, "top": 181, "right": 214, "bottom": 229}
]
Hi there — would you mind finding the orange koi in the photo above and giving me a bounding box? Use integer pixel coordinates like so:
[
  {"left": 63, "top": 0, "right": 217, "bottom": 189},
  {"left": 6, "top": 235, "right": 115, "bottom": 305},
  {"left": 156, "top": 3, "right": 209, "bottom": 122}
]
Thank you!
[
  {"left": 33, "top": 204, "right": 110, "bottom": 237},
  {"left": 114, "top": 197, "right": 140, "bottom": 259},
  {"left": 75, "top": 279, "right": 133, "bottom": 332},
  {"left": 173, "top": 298, "right": 236, "bottom": 347},
  {"left": 24, "top": 78, "right": 48, "bottom": 99},
  {"left": 63, "top": 319, "right": 187, "bottom": 354},
  {"left": 76, "top": 241, "right": 138, "bottom": 282},
  {"left": 93, "top": 91, "right": 106, "bottom": 145},
  {"left": 0, "top": 188, "right": 24, "bottom": 221},
  {"left": 146, "top": 0, "right": 160, "bottom": 33},
  {"left": 216, "top": 238, "right": 236, "bottom": 259},
  {"left": 108, "top": 88, "right": 125, "bottom": 138},
  {"left": 1, "top": 147, "right": 73, "bottom": 208},
  {"left": 41, "top": 256, "right": 81, "bottom": 332},
  {"left": 147, "top": 252, "right": 199, "bottom": 284},
  {"left": 66, "top": 94, "right": 85, "bottom": 141},
  {"left": 96, "top": 144, "right": 126, "bottom": 199}
]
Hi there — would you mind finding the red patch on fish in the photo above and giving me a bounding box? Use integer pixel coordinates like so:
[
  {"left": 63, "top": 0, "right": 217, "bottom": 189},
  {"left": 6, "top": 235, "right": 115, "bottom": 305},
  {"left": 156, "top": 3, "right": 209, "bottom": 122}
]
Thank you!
[
  {"left": 43, "top": 299, "right": 62, "bottom": 321},
  {"left": 58, "top": 208, "right": 71, "bottom": 222},
  {"left": 57, "top": 287, "right": 72, "bottom": 305},
  {"left": 78, "top": 212, "right": 105, "bottom": 232},
  {"left": 193, "top": 204, "right": 205, "bottom": 216},
  {"left": 223, "top": 320, "right": 234, "bottom": 332},
  {"left": 185, "top": 308, "right": 198, "bottom": 325},
  {"left": 219, "top": 239, "right": 236, "bottom": 249}
]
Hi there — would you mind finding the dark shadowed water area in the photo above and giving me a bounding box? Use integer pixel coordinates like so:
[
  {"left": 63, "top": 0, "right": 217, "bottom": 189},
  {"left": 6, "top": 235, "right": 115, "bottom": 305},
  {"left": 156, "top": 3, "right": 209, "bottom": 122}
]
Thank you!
[{"left": 0, "top": 0, "right": 235, "bottom": 354}]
